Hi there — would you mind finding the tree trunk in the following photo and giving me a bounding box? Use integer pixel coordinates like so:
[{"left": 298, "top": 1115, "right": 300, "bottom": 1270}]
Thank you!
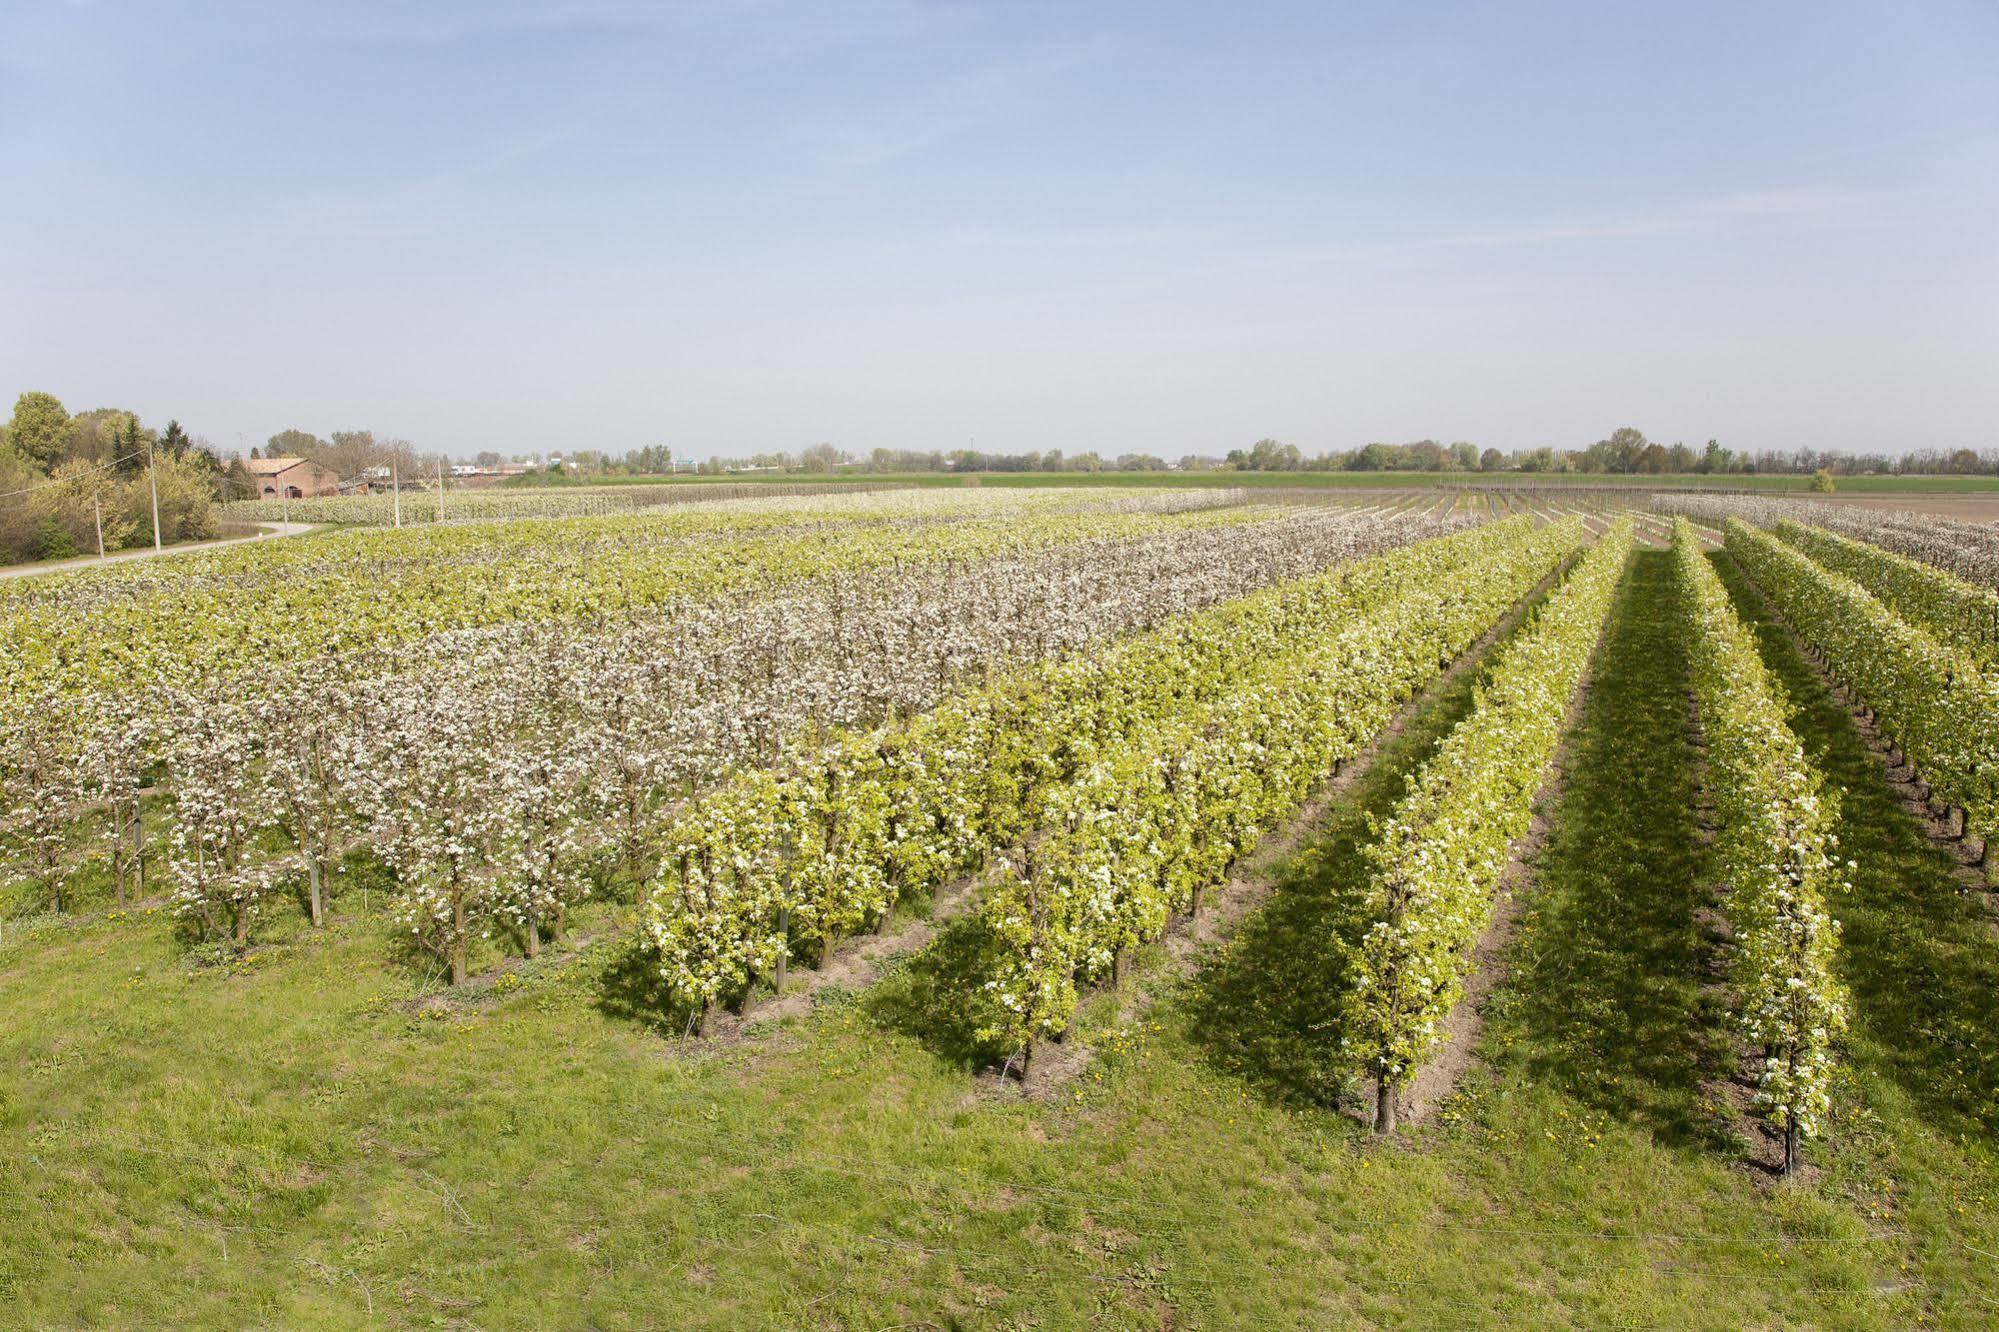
[
  {"left": 773, "top": 906, "right": 789, "bottom": 995},
  {"left": 307, "top": 854, "right": 324, "bottom": 927},
  {"left": 525, "top": 916, "right": 541, "bottom": 960},
  {"left": 1783, "top": 1114, "right": 1801, "bottom": 1177},
  {"left": 1112, "top": 945, "right": 1129, "bottom": 990},
  {"left": 132, "top": 800, "right": 146, "bottom": 896},
  {"left": 232, "top": 901, "right": 250, "bottom": 947},
  {"left": 450, "top": 895, "right": 468, "bottom": 985},
  {"left": 1374, "top": 1073, "right": 1397, "bottom": 1134}
]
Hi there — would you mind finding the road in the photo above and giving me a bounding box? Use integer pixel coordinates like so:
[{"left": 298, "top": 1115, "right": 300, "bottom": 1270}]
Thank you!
[{"left": 0, "top": 522, "right": 320, "bottom": 583}]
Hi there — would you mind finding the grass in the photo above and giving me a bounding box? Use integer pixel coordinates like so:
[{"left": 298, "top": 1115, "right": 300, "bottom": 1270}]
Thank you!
[
  {"left": 3, "top": 552, "right": 1997, "bottom": 1326},
  {"left": 1711, "top": 550, "right": 1999, "bottom": 1319},
  {"left": 1486, "top": 549, "right": 1733, "bottom": 1151}
]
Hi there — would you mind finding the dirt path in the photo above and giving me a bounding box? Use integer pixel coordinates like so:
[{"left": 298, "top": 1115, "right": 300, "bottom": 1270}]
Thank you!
[{"left": 0, "top": 521, "right": 319, "bottom": 582}]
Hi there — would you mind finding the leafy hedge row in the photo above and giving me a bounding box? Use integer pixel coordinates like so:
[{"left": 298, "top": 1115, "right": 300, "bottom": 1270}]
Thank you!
[
  {"left": 974, "top": 520, "right": 1590, "bottom": 1061},
  {"left": 1725, "top": 518, "right": 1999, "bottom": 866},
  {"left": 1774, "top": 519, "right": 1999, "bottom": 670},
  {"left": 1341, "top": 520, "right": 1633, "bottom": 1131},
  {"left": 642, "top": 516, "right": 1585, "bottom": 1025},
  {"left": 1677, "top": 522, "right": 1849, "bottom": 1174}
]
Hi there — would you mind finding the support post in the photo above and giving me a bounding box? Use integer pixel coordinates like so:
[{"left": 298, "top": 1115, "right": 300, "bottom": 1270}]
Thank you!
[{"left": 148, "top": 444, "right": 163, "bottom": 551}]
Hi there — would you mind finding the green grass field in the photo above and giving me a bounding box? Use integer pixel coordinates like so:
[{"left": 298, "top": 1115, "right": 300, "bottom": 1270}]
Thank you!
[{"left": 5, "top": 548, "right": 1996, "bottom": 1327}]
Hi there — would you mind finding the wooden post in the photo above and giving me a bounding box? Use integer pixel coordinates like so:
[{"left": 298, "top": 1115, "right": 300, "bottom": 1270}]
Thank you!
[
  {"left": 132, "top": 796, "right": 146, "bottom": 896},
  {"left": 391, "top": 459, "right": 402, "bottom": 528},
  {"left": 148, "top": 445, "right": 163, "bottom": 551},
  {"left": 92, "top": 492, "right": 105, "bottom": 558}
]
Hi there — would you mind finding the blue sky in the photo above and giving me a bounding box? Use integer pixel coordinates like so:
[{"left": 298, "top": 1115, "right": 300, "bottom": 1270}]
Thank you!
[{"left": 2, "top": 0, "right": 1994, "bottom": 460}]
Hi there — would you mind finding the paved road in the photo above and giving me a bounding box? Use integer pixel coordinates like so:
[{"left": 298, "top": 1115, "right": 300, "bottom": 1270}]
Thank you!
[{"left": 0, "top": 522, "right": 320, "bottom": 583}]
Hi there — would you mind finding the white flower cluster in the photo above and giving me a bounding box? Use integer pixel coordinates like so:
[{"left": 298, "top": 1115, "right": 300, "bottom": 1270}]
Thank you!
[
  {"left": 1653, "top": 494, "right": 1999, "bottom": 592},
  {"left": 4, "top": 494, "right": 1466, "bottom": 985},
  {"left": 637, "top": 515, "right": 1576, "bottom": 1036},
  {"left": 0, "top": 495, "right": 1262, "bottom": 706}
]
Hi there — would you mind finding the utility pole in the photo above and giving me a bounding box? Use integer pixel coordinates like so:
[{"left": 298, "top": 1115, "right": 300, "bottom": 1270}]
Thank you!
[
  {"left": 93, "top": 491, "right": 105, "bottom": 558},
  {"left": 148, "top": 438, "right": 163, "bottom": 552},
  {"left": 391, "top": 457, "right": 403, "bottom": 528},
  {"left": 436, "top": 456, "right": 445, "bottom": 522}
]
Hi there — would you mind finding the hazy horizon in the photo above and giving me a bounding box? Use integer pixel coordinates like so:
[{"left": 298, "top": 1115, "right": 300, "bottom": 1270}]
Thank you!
[{"left": 4, "top": 1, "right": 1995, "bottom": 461}]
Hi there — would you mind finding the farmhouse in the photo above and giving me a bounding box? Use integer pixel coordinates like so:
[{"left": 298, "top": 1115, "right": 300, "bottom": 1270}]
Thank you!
[{"left": 246, "top": 456, "right": 341, "bottom": 499}]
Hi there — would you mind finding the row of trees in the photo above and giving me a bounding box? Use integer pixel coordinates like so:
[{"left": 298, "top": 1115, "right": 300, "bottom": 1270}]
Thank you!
[
  {"left": 1196, "top": 429, "right": 1995, "bottom": 477},
  {"left": 252, "top": 427, "right": 427, "bottom": 481},
  {"left": 636, "top": 430, "right": 1998, "bottom": 479},
  {"left": 0, "top": 392, "right": 221, "bottom": 564}
]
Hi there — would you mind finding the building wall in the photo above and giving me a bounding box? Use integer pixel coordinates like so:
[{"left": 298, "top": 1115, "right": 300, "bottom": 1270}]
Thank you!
[{"left": 256, "top": 462, "right": 342, "bottom": 499}]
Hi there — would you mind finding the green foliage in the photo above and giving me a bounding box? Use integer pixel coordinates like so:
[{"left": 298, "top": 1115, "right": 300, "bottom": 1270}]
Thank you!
[
  {"left": 31, "top": 517, "right": 78, "bottom": 560},
  {"left": 1775, "top": 518, "right": 1999, "bottom": 669},
  {"left": 1675, "top": 522, "right": 1849, "bottom": 1159},
  {"left": 977, "top": 521, "right": 1587, "bottom": 1055},
  {"left": 1342, "top": 523, "right": 1632, "bottom": 1116},
  {"left": 643, "top": 518, "right": 1583, "bottom": 1031},
  {"left": 1725, "top": 519, "right": 1999, "bottom": 856},
  {"left": 5, "top": 390, "right": 69, "bottom": 468}
]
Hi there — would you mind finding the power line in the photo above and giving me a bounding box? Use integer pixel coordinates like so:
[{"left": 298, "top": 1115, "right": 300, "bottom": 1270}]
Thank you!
[{"left": 0, "top": 446, "right": 157, "bottom": 502}]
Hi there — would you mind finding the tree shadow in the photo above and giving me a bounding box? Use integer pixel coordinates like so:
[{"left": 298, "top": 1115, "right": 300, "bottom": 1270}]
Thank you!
[
  {"left": 1712, "top": 553, "right": 1999, "bottom": 1137},
  {"left": 1488, "top": 551, "right": 1732, "bottom": 1149},
  {"left": 593, "top": 936, "right": 690, "bottom": 1037},
  {"left": 863, "top": 915, "right": 1011, "bottom": 1070},
  {"left": 1182, "top": 798, "right": 1392, "bottom": 1111},
  {"left": 1182, "top": 618, "right": 1503, "bottom": 1111}
]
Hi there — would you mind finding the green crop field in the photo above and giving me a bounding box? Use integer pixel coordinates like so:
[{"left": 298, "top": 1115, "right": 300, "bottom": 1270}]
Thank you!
[{"left": 4, "top": 487, "right": 1998, "bottom": 1327}]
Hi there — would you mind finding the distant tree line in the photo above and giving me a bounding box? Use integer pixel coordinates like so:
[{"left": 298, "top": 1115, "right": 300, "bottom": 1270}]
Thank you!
[
  {"left": 641, "top": 428, "right": 1999, "bottom": 478},
  {"left": 250, "top": 427, "right": 434, "bottom": 484}
]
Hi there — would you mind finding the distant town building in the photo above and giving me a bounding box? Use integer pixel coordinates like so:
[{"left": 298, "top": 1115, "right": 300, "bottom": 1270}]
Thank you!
[{"left": 245, "top": 456, "right": 342, "bottom": 499}]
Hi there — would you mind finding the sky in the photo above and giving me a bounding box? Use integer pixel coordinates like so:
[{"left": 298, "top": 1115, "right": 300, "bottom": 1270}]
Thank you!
[{"left": 2, "top": 0, "right": 1995, "bottom": 462}]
